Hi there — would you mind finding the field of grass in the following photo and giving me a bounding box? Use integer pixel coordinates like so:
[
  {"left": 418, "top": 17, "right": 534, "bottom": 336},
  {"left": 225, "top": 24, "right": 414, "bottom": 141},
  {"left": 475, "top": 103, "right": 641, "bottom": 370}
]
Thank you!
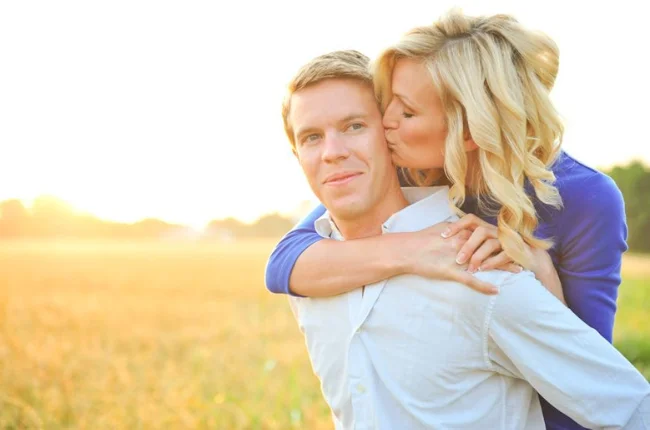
[{"left": 0, "top": 240, "right": 648, "bottom": 429}]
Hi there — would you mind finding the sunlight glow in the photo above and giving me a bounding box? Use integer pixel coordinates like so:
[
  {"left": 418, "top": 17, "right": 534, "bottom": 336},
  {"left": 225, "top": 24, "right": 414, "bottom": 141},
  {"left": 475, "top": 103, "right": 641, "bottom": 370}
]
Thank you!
[{"left": 1, "top": 0, "right": 648, "bottom": 226}]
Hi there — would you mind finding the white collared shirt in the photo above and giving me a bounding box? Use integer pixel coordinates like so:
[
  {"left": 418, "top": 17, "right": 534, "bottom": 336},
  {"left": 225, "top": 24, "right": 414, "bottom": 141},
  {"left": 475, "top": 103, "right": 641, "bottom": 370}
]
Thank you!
[{"left": 289, "top": 186, "right": 650, "bottom": 430}]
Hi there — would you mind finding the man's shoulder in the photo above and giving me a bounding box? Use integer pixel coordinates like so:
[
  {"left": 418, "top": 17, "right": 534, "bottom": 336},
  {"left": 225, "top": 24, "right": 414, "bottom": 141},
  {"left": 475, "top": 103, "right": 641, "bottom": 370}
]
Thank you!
[
  {"left": 288, "top": 291, "right": 351, "bottom": 307},
  {"left": 487, "top": 269, "right": 569, "bottom": 322},
  {"left": 405, "top": 270, "right": 510, "bottom": 317},
  {"left": 469, "top": 269, "right": 528, "bottom": 313},
  {"left": 472, "top": 269, "right": 513, "bottom": 288},
  {"left": 288, "top": 292, "right": 352, "bottom": 328},
  {"left": 387, "top": 186, "right": 458, "bottom": 233}
]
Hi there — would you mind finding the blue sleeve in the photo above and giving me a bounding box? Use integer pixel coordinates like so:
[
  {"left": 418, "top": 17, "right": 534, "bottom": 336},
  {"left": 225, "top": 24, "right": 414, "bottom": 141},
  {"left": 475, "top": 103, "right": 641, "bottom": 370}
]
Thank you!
[
  {"left": 264, "top": 204, "right": 327, "bottom": 296},
  {"left": 540, "top": 172, "right": 628, "bottom": 430},
  {"left": 555, "top": 172, "right": 628, "bottom": 343}
]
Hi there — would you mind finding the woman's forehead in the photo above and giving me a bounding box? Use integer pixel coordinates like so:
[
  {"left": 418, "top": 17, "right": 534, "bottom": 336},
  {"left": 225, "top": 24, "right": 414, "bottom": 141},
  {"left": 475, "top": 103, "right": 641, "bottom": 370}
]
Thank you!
[{"left": 391, "top": 59, "right": 439, "bottom": 108}]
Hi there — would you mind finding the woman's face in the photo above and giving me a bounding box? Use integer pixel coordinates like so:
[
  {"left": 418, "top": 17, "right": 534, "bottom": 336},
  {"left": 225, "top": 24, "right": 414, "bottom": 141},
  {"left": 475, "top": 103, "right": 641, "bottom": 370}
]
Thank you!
[{"left": 382, "top": 58, "right": 448, "bottom": 169}]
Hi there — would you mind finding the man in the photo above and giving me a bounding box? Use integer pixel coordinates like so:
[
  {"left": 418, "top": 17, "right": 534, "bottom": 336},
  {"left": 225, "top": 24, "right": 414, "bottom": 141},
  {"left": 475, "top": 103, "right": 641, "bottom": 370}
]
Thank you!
[{"left": 282, "top": 49, "right": 650, "bottom": 429}]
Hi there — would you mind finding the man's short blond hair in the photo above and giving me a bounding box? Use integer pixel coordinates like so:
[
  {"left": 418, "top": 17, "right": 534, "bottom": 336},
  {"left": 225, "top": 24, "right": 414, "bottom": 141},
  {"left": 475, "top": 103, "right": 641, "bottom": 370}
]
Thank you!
[{"left": 282, "top": 50, "right": 373, "bottom": 151}]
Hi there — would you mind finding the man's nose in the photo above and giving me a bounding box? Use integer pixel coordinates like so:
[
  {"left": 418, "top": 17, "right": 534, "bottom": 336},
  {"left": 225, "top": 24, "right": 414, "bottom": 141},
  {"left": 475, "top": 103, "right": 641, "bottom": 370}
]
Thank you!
[{"left": 321, "top": 133, "right": 350, "bottom": 162}]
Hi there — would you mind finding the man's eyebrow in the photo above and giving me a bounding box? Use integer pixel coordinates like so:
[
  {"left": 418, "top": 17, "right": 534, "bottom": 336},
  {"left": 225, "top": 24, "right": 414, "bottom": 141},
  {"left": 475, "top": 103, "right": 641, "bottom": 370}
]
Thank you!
[
  {"left": 338, "top": 113, "right": 369, "bottom": 124},
  {"left": 294, "top": 126, "right": 320, "bottom": 140},
  {"left": 294, "top": 113, "right": 369, "bottom": 140}
]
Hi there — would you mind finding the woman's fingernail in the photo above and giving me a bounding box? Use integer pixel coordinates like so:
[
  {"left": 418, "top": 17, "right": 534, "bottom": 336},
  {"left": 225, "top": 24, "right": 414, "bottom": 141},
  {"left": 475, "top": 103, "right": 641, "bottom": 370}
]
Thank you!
[
  {"left": 517, "top": 265, "right": 523, "bottom": 273},
  {"left": 456, "top": 252, "right": 466, "bottom": 264},
  {"left": 489, "top": 287, "right": 499, "bottom": 294},
  {"left": 479, "top": 265, "right": 486, "bottom": 272},
  {"left": 441, "top": 228, "right": 451, "bottom": 238}
]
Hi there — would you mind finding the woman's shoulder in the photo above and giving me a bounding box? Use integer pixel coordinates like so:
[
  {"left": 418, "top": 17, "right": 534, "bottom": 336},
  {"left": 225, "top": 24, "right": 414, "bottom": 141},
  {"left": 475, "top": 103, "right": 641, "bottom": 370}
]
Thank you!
[
  {"left": 547, "top": 151, "right": 625, "bottom": 226},
  {"left": 552, "top": 151, "right": 623, "bottom": 204}
]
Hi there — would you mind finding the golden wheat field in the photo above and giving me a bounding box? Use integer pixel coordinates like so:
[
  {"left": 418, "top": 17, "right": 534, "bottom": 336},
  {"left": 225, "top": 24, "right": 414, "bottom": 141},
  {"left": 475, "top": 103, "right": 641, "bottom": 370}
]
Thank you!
[{"left": 0, "top": 240, "right": 648, "bottom": 429}]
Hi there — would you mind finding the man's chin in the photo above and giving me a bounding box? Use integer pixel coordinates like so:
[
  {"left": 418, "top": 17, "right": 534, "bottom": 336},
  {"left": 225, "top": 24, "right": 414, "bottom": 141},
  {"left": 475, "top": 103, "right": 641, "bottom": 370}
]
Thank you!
[
  {"left": 322, "top": 195, "right": 363, "bottom": 219},
  {"left": 328, "top": 206, "right": 361, "bottom": 223}
]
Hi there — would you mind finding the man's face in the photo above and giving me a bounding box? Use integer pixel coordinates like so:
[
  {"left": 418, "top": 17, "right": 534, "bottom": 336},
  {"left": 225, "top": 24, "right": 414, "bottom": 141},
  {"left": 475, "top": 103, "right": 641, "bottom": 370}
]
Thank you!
[{"left": 289, "top": 78, "right": 394, "bottom": 222}]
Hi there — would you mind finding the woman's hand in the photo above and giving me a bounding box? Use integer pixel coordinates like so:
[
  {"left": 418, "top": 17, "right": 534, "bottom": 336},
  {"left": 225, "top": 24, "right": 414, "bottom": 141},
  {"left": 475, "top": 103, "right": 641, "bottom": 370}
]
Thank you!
[
  {"left": 401, "top": 223, "right": 499, "bottom": 295},
  {"left": 443, "top": 214, "right": 566, "bottom": 304},
  {"left": 441, "top": 214, "right": 524, "bottom": 274}
]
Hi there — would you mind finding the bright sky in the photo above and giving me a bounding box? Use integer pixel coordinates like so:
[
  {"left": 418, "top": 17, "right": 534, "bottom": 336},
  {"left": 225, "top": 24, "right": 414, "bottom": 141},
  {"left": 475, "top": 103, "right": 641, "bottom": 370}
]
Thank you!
[{"left": 1, "top": 0, "right": 648, "bottom": 228}]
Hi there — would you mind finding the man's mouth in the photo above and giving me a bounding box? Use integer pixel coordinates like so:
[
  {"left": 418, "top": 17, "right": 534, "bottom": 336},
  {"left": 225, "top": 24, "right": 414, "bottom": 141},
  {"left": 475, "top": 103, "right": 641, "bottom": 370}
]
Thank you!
[{"left": 323, "top": 172, "right": 362, "bottom": 185}]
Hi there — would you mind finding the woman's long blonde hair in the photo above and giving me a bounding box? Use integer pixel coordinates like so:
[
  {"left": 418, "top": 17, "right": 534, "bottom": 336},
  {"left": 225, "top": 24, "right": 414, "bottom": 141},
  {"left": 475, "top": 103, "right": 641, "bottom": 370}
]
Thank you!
[{"left": 373, "top": 9, "right": 564, "bottom": 268}]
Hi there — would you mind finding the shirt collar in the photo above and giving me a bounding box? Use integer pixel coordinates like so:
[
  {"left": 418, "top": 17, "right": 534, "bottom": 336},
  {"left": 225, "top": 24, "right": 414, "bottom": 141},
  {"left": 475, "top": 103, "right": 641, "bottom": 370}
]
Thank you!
[
  {"left": 314, "top": 186, "right": 457, "bottom": 239},
  {"left": 314, "top": 209, "right": 340, "bottom": 239}
]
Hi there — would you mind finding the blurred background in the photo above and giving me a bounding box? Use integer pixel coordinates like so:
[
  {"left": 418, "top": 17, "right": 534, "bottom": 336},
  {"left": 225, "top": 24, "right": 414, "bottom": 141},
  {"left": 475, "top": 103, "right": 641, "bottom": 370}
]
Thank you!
[{"left": 1, "top": 0, "right": 648, "bottom": 428}]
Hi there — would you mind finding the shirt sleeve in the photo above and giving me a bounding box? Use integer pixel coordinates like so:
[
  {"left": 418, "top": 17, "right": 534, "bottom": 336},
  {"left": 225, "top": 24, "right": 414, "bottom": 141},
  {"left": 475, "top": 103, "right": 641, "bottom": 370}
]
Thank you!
[
  {"left": 555, "top": 171, "right": 628, "bottom": 343},
  {"left": 538, "top": 165, "right": 629, "bottom": 428},
  {"left": 487, "top": 270, "right": 650, "bottom": 430},
  {"left": 264, "top": 204, "right": 327, "bottom": 296},
  {"left": 624, "top": 394, "right": 650, "bottom": 429}
]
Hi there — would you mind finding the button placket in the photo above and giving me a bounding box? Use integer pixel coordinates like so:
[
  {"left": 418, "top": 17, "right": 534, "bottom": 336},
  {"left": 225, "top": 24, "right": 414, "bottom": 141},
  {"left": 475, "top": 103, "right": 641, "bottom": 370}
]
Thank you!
[{"left": 347, "top": 327, "right": 371, "bottom": 428}]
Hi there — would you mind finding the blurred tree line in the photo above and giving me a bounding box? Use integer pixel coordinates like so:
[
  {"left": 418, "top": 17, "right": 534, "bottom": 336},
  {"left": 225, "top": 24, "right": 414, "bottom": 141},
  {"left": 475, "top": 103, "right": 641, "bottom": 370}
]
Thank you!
[
  {"left": 0, "top": 195, "right": 295, "bottom": 241},
  {"left": 605, "top": 161, "right": 650, "bottom": 253},
  {"left": 0, "top": 160, "right": 648, "bottom": 248}
]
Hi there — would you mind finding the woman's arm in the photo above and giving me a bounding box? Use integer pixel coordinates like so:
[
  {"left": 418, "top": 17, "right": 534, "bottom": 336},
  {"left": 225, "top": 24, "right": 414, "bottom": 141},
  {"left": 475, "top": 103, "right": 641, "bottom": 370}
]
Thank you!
[
  {"left": 287, "top": 232, "right": 417, "bottom": 297},
  {"left": 535, "top": 171, "right": 628, "bottom": 430},
  {"left": 265, "top": 204, "right": 500, "bottom": 297},
  {"left": 552, "top": 172, "right": 627, "bottom": 342},
  {"left": 530, "top": 247, "right": 566, "bottom": 305},
  {"left": 264, "top": 204, "right": 327, "bottom": 296},
  {"left": 265, "top": 203, "right": 409, "bottom": 297}
]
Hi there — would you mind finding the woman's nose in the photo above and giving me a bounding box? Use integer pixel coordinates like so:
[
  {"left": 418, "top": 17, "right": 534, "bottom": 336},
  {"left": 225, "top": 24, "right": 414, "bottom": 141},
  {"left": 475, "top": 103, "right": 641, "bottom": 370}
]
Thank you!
[{"left": 382, "top": 101, "right": 399, "bottom": 130}]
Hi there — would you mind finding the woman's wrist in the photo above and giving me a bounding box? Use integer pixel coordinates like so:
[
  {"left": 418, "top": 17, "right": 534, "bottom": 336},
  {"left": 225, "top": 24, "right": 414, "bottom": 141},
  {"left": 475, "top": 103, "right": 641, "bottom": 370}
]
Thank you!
[
  {"left": 381, "top": 232, "right": 416, "bottom": 276},
  {"left": 530, "top": 249, "right": 566, "bottom": 304}
]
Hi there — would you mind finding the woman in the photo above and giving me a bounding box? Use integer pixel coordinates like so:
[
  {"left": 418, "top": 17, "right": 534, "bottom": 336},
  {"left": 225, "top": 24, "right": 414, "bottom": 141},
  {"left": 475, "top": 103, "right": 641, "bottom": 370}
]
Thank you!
[{"left": 266, "top": 10, "right": 627, "bottom": 430}]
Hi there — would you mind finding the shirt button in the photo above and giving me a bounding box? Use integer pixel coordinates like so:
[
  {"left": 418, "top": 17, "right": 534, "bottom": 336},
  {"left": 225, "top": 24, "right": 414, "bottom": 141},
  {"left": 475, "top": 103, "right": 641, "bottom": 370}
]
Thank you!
[{"left": 356, "top": 383, "right": 366, "bottom": 394}]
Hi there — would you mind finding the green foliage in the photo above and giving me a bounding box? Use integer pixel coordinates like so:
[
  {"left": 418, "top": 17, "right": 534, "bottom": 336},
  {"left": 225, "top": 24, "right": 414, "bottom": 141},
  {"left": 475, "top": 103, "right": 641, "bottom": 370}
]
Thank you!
[{"left": 604, "top": 161, "right": 650, "bottom": 252}]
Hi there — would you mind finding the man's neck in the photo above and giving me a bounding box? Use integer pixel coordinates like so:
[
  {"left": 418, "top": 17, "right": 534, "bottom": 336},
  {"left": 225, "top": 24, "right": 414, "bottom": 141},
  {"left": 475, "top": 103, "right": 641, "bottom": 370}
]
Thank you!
[{"left": 333, "top": 183, "right": 409, "bottom": 240}]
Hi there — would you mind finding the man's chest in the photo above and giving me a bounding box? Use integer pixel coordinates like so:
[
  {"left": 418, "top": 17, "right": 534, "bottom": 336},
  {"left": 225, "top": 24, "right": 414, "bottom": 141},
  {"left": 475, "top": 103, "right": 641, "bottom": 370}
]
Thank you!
[{"left": 292, "top": 279, "right": 488, "bottom": 401}]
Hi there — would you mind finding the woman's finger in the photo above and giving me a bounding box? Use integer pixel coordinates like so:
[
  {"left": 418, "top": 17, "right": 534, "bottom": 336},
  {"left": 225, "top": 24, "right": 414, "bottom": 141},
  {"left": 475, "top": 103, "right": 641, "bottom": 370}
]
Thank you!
[
  {"left": 499, "top": 263, "right": 524, "bottom": 274},
  {"left": 455, "top": 225, "right": 498, "bottom": 264},
  {"left": 479, "top": 251, "right": 514, "bottom": 272},
  {"left": 449, "top": 270, "right": 499, "bottom": 295},
  {"left": 467, "top": 239, "right": 502, "bottom": 273},
  {"left": 441, "top": 213, "right": 486, "bottom": 238}
]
